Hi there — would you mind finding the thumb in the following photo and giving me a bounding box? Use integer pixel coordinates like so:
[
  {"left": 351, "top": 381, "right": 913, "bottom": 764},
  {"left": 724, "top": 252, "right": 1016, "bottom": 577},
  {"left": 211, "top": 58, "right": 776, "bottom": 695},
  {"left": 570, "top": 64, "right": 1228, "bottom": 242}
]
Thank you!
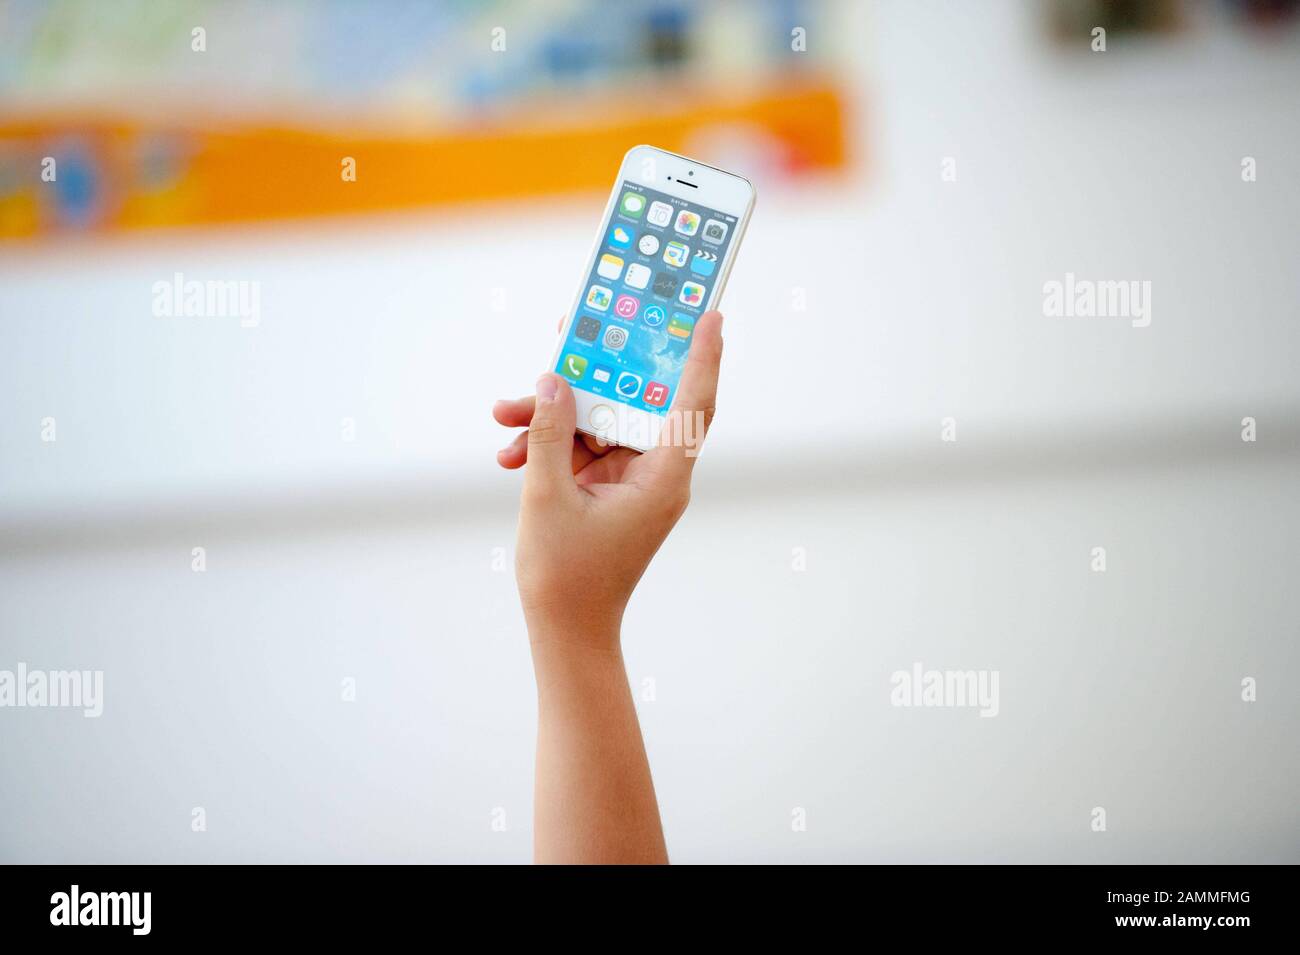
[{"left": 524, "top": 373, "right": 578, "bottom": 498}]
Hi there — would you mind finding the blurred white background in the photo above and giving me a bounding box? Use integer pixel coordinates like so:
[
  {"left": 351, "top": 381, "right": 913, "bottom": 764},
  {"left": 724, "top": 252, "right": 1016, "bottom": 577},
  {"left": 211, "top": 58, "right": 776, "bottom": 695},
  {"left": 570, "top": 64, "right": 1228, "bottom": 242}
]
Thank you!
[{"left": 2, "top": 0, "right": 1297, "bottom": 862}]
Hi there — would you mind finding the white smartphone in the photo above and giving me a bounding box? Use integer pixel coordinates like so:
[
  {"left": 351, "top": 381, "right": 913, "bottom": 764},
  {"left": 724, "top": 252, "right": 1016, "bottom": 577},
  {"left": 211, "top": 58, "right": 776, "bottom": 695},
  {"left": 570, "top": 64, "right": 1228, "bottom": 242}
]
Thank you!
[{"left": 549, "top": 145, "right": 755, "bottom": 452}]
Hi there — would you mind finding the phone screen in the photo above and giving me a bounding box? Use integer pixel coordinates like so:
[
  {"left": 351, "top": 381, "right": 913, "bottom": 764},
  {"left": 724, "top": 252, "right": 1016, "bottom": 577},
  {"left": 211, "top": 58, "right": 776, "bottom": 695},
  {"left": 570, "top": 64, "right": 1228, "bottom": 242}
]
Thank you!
[{"left": 555, "top": 181, "right": 738, "bottom": 415}]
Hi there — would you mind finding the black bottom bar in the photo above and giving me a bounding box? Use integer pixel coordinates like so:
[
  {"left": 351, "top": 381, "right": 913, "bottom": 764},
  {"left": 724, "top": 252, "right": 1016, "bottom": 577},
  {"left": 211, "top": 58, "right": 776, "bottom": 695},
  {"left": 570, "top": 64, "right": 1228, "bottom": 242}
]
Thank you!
[{"left": 0, "top": 864, "right": 1284, "bottom": 941}]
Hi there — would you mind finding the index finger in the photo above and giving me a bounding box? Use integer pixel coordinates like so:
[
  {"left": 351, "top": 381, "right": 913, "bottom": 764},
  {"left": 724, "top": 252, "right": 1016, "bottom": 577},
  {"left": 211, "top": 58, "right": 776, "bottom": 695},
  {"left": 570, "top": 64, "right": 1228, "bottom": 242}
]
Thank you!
[{"left": 646, "top": 310, "right": 723, "bottom": 481}]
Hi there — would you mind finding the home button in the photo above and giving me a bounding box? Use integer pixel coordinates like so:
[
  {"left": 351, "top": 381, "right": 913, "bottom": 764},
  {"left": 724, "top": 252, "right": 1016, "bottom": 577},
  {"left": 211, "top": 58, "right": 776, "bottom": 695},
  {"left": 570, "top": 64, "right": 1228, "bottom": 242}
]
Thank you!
[{"left": 589, "top": 404, "right": 617, "bottom": 432}]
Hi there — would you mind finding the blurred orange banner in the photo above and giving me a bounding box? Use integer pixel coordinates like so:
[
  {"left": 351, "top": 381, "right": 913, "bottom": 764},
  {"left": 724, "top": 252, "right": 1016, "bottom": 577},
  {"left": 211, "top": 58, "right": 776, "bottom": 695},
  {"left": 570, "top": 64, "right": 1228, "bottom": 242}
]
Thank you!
[{"left": 1, "top": 80, "right": 847, "bottom": 239}]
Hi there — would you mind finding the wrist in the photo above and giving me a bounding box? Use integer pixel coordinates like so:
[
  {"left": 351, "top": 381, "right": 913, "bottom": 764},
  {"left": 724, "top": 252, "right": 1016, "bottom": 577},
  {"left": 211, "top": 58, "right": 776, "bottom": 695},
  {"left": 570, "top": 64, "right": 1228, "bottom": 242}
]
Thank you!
[
  {"left": 529, "top": 629, "right": 627, "bottom": 703},
  {"left": 523, "top": 601, "right": 625, "bottom": 651}
]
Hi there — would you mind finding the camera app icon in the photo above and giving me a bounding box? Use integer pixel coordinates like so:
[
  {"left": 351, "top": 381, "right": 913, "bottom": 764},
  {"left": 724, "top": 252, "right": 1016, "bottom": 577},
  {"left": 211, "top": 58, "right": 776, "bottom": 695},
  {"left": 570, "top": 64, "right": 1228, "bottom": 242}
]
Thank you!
[{"left": 701, "top": 219, "right": 728, "bottom": 245}]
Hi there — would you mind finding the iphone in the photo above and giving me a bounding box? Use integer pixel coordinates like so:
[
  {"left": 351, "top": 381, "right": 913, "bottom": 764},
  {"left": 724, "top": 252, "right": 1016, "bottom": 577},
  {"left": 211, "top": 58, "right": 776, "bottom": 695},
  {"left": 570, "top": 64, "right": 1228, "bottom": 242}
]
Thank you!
[{"left": 550, "top": 145, "right": 755, "bottom": 451}]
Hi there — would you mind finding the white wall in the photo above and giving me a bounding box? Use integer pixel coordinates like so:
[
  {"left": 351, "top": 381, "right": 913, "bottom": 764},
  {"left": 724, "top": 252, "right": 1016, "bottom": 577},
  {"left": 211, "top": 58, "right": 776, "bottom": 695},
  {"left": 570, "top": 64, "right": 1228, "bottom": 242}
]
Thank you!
[{"left": 2, "top": 0, "right": 1297, "bottom": 862}]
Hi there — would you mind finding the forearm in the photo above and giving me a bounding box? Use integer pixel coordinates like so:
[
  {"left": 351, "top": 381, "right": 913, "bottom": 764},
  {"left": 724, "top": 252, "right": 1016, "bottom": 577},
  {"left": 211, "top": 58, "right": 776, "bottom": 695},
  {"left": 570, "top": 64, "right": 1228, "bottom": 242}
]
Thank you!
[{"left": 530, "top": 632, "right": 668, "bottom": 864}]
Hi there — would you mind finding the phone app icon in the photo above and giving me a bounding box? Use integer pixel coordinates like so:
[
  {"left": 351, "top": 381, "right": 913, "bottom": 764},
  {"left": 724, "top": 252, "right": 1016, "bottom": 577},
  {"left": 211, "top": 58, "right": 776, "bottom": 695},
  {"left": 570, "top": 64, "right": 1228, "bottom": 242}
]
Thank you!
[
  {"left": 592, "top": 364, "right": 613, "bottom": 385},
  {"left": 615, "top": 371, "right": 643, "bottom": 401},
  {"left": 678, "top": 281, "right": 705, "bottom": 307},
  {"left": 585, "top": 285, "right": 612, "bottom": 311},
  {"left": 663, "top": 240, "right": 689, "bottom": 268},
  {"left": 647, "top": 201, "right": 673, "bottom": 227},
  {"left": 625, "top": 263, "right": 651, "bottom": 290},
  {"left": 674, "top": 210, "right": 700, "bottom": 236},
  {"left": 643, "top": 381, "right": 670, "bottom": 407},
  {"left": 642, "top": 304, "right": 666, "bottom": 328},
  {"left": 638, "top": 234, "right": 660, "bottom": 256},
  {"left": 652, "top": 272, "right": 679, "bottom": 298},
  {"left": 620, "top": 192, "right": 646, "bottom": 218},
  {"left": 690, "top": 249, "right": 717, "bottom": 276},
  {"left": 701, "top": 219, "right": 729, "bottom": 245},
  {"left": 603, "top": 325, "right": 628, "bottom": 351},
  {"left": 598, "top": 253, "right": 624, "bottom": 280},
  {"left": 561, "top": 353, "right": 588, "bottom": 379},
  {"left": 667, "top": 312, "right": 695, "bottom": 339},
  {"left": 608, "top": 224, "right": 633, "bottom": 249},
  {"left": 614, "top": 294, "right": 639, "bottom": 320},
  {"left": 575, "top": 315, "right": 601, "bottom": 342}
]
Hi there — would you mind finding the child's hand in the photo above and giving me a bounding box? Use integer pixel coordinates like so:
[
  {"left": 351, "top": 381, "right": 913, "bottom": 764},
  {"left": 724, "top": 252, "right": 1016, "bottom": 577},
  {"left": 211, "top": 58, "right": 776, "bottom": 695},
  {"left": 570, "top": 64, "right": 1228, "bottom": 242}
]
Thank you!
[{"left": 493, "top": 310, "right": 723, "bottom": 647}]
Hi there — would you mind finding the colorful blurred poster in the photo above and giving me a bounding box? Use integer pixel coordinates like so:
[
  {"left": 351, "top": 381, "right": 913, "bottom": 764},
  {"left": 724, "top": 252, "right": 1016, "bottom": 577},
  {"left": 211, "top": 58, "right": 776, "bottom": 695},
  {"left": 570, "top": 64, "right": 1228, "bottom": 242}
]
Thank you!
[{"left": 0, "top": 0, "right": 852, "bottom": 239}]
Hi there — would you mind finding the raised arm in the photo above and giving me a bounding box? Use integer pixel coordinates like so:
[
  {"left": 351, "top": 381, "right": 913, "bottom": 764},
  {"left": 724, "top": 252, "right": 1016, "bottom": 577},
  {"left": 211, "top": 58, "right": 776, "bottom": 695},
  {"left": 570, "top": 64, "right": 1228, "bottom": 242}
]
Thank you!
[{"left": 492, "top": 310, "right": 724, "bottom": 864}]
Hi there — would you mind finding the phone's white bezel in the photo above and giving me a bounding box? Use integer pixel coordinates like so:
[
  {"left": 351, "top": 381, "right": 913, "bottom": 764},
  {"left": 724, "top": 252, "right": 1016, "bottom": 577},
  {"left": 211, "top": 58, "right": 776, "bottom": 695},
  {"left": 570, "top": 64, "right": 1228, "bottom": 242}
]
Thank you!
[{"left": 550, "top": 145, "right": 756, "bottom": 452}]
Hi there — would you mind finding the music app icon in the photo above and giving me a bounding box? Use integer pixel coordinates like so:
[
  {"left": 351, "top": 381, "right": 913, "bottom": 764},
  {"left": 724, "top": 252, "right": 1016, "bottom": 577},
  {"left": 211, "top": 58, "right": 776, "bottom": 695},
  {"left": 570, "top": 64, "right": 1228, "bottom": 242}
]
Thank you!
[
  {"left": 643, "top": 381, "right": 669, "bottom": 407},
  {"left": 614, "top": 294, "right": 639, "bottom": 320}
]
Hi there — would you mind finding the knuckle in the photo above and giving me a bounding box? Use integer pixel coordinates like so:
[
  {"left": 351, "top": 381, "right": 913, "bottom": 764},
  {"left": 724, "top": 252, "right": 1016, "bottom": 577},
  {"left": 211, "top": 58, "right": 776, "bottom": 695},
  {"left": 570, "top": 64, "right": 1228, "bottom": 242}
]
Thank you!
[
  {"left": 694, "top": 335, "right": 722, "bottom": 366},
  {"left": 663, "top": 486, "right": 691, "bottom": 520},
  {"left": 527, "top": 418, "right": 564, "bottom": 446}
]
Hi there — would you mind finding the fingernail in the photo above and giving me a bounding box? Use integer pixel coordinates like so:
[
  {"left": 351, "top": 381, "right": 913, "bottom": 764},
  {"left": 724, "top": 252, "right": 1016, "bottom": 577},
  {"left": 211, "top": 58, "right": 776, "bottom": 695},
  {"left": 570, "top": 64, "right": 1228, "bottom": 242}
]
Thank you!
[{"left": 536, "top": 374, "right": 558, "bottom": 402}]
